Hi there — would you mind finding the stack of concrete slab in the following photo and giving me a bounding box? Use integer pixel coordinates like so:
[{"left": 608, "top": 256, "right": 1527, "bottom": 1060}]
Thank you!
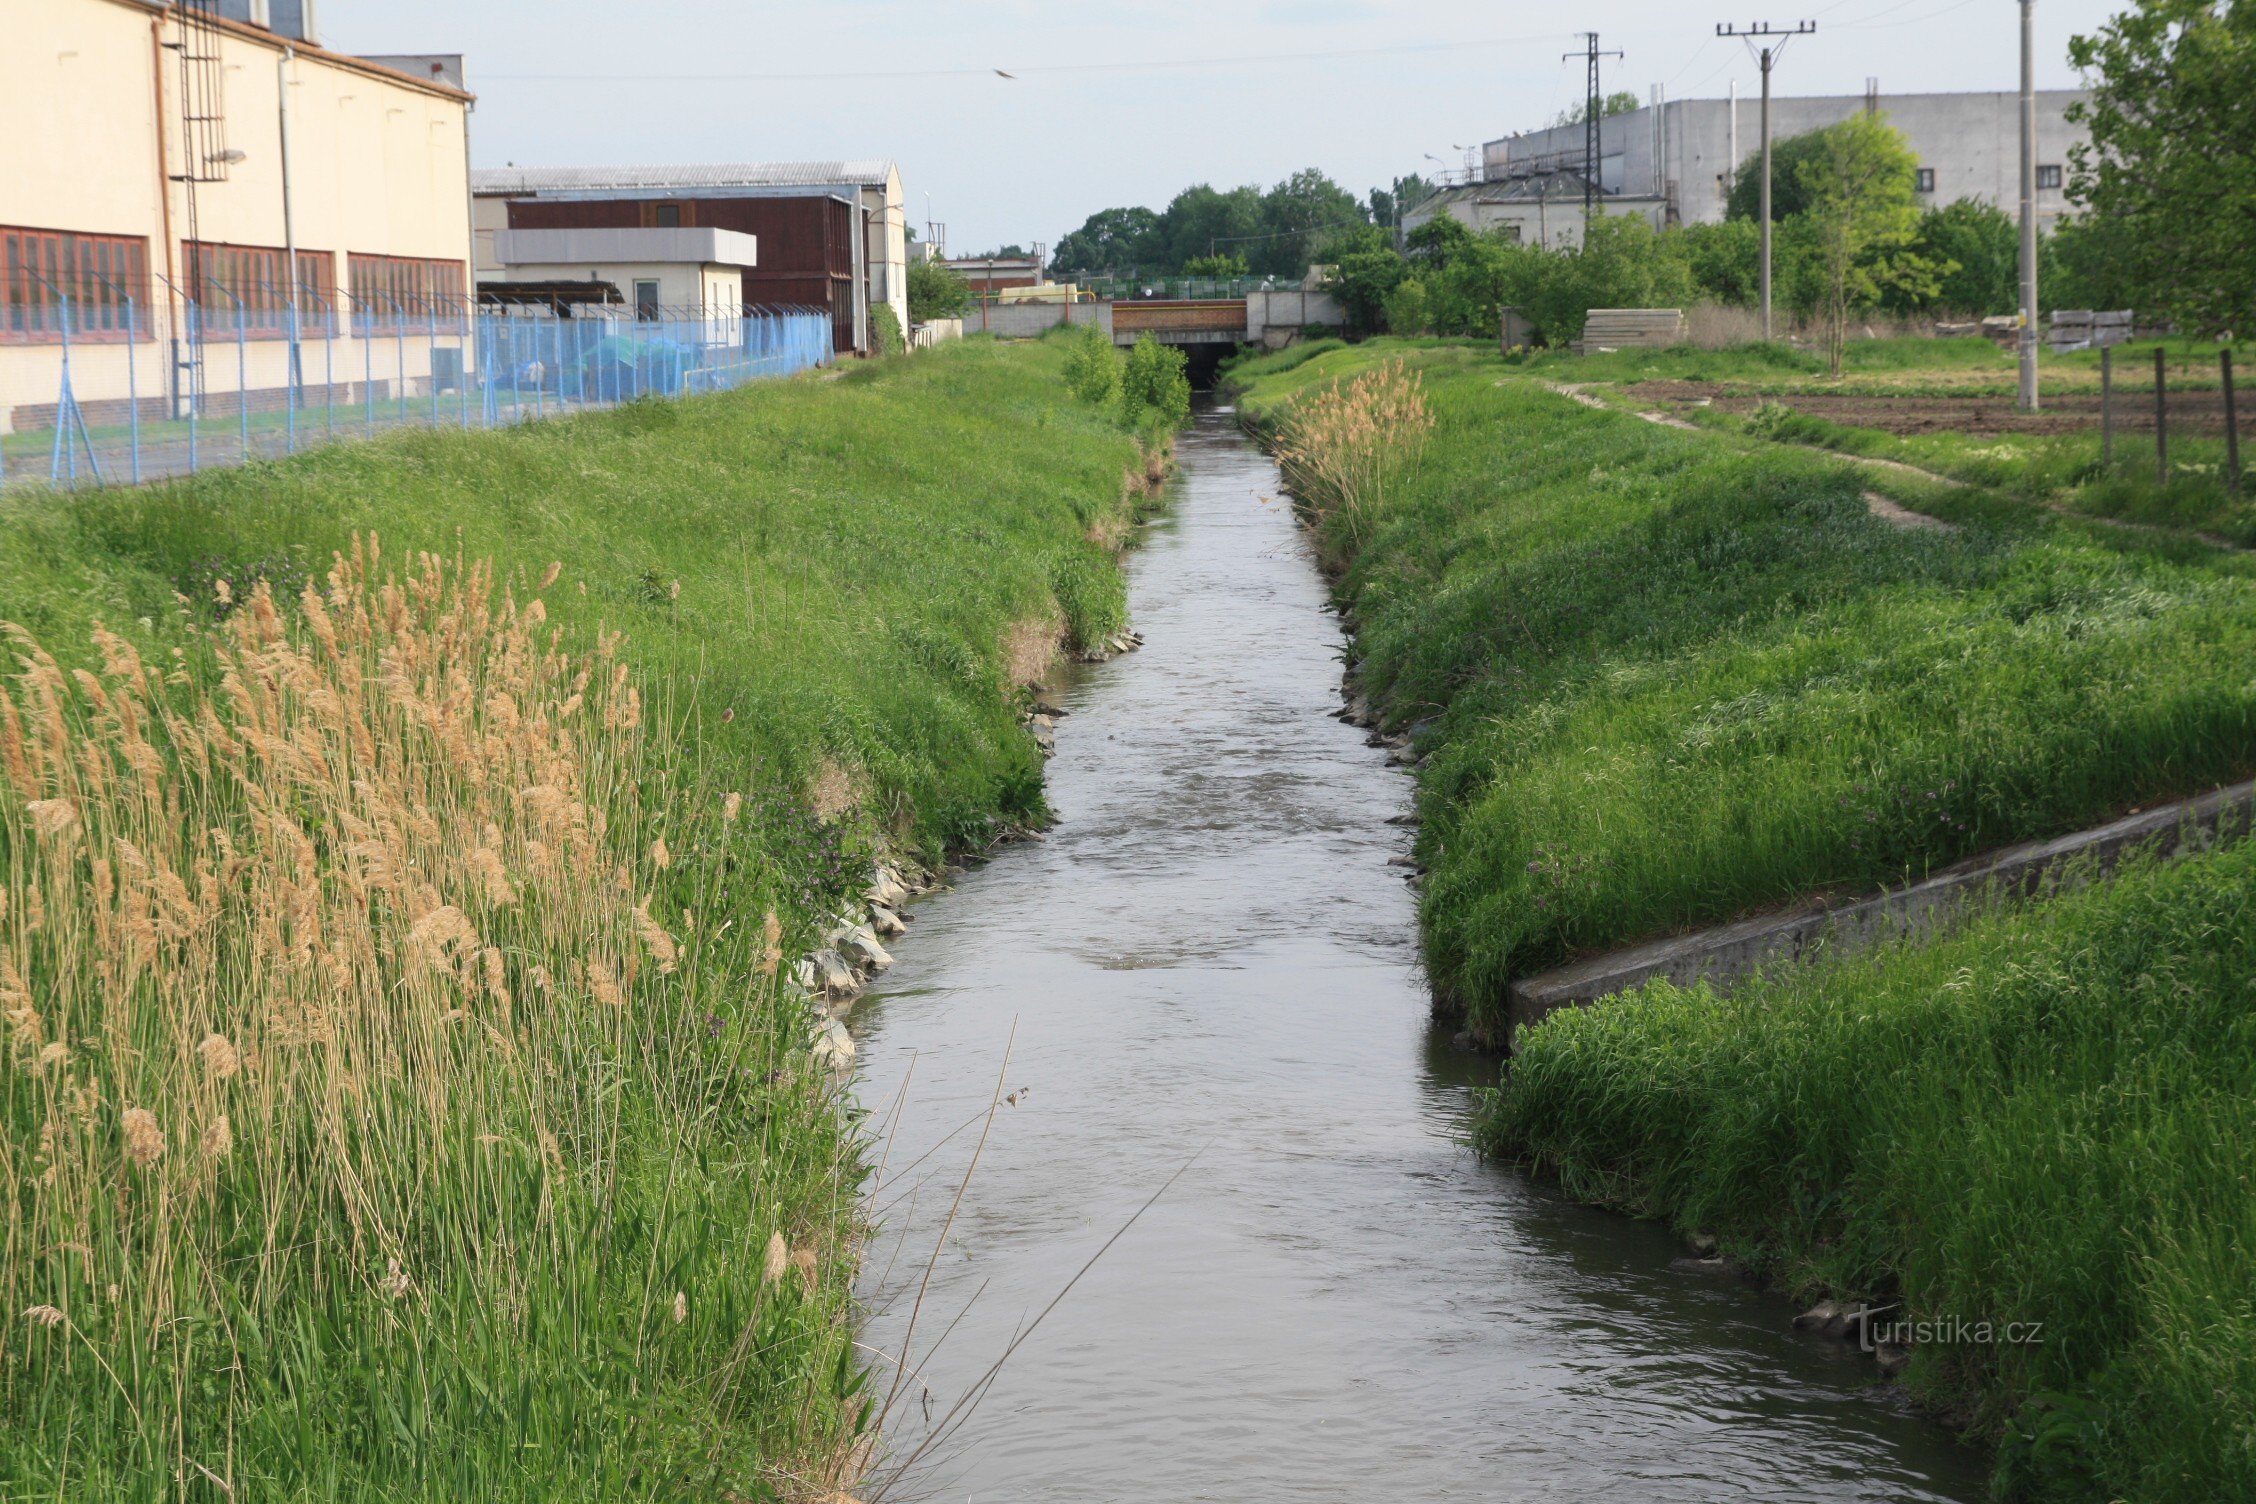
[
  {"left": 2047, "top": 309, "right": 2135, "bottom": 352},
  {"left": 1572, "top": 309, "right": 1685, "bottom": 354}
]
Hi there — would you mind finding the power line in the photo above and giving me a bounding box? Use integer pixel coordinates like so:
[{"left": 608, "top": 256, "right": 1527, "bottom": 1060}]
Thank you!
[
  {"left": 1563, "top": 33, "right": 1625, "bottom": 219},
  {"left": 1715, "top": 21, "right": 1818, "bottom": 340},
  {"left": 478, "top": 31, "right": 1587, "bottom": 85}
]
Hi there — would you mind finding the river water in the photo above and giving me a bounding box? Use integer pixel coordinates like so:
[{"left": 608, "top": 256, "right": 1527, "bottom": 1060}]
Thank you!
[{"left": 851, "top": 411, "right": 1987, "bottom": 1503}]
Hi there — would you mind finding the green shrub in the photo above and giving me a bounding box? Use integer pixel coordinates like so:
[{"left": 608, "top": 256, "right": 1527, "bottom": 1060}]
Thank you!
[
  {"left": 1119, "top": 333, "right": 1191, "bottom": 433},
  {"left": 907, "top": 257, "right": 972, "bottom": 322},
  {"left": 1382, "top": 276, "right": 1431, "bottom": 335},
  {"left": 869, "top": 303, "right": 904, "bottom": 356},
  {"left": 1062, "top": 322, "right": 1121, "bottom": 406}
]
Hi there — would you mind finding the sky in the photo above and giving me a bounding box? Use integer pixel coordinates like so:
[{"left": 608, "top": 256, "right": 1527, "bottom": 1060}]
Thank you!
[{"left": 322, "top": 0, "right": 2124, "bottom": 256}]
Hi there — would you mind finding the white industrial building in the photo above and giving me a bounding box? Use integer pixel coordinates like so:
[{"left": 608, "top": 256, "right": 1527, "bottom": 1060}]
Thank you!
[{"left": 1407, "top": 88, "right": 2090, "bottom": 249}]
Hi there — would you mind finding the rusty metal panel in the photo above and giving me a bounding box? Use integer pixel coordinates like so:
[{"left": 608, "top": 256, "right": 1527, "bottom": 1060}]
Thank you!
[{"left": 1111, "top": 300, "right": 1247, "bottom": 334}]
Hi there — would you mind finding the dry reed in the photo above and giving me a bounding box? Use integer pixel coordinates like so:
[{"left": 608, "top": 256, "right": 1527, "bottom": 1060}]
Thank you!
[
  {"left": 0, "top": 538, "right": 857, "bottom": 1497},
  {"left": 1271, "top": 359, "right": 1435, "bottom": 566}
]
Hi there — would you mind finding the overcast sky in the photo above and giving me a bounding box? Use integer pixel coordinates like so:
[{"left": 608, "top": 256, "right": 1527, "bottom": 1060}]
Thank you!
[{"left": 323, "top": 0, "right": 2122, "bottom": 255}]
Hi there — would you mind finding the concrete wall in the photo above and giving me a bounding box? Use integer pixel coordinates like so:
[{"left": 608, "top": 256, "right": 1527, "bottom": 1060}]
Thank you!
[
  {"left": 967, "top": 301, "right": 1110, "bottom": 340},
  {"left": 1484, "top": 89, "right": 2090, "bottom": 231},
  {"left": 1244, "top": 289, "right": 1346, "bottom": 345},
  {"left": 1403, "top": 189, "right": 1667, "bottom": 251},
  {"left": 1, "top": 0, "right": 473, "bottom": 432}
]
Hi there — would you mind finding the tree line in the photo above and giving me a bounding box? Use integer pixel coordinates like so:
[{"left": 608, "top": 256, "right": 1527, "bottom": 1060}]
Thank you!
[{"left": 1048, "top": 169, "right": 1435, "bottom": 281}]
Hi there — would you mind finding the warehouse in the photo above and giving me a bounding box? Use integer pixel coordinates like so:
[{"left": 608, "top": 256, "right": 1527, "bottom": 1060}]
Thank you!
[{"left": 0, "top": 0, "right": 474, "bottom": 438}]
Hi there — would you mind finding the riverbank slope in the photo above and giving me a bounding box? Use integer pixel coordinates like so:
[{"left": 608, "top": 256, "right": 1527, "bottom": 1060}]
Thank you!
[
  {"left": 0, "top": 338, "right": 1153, "bottom": 1501},
  {"left": 1228, "top": 338, "right": 2256, "bottom": 1501}
]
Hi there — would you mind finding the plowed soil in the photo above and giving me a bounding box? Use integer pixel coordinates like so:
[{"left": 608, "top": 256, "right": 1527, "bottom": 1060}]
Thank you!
[{"left": 1626, "top": 382, "right": 2250, "bottom": 438}]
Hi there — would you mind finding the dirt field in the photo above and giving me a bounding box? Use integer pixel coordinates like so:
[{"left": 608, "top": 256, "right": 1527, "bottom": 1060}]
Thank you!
[{"left": 1626, "top": 381, "right": 2250, "bottom": 438}]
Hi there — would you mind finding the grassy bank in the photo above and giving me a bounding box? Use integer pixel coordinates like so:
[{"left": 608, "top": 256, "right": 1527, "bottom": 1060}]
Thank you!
[
  {"left": 1230, "top": 338, "right": 2256, "bottom": 1498},
  {"left": 0, "top": 337, "right": 1154, "bottom": 1500},
  {"left": 1232, "top": 340, "right": 2256, "bottom": 1036},
  {"left": 1481, "top": 841, "right": 2256, "bottom": 1503}
]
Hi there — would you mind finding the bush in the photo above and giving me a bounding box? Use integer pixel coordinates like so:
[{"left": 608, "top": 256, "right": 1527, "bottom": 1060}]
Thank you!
[
  {"left": 1118, "top": 333, "right": 1191, "bottom": 432},
  {"left": 1381, "top": 277, "right": 1431, "bottom": 335},
  {"left": 869, "top": 303, "right": 904, "bottom": 356},
  {"left": 907, "top": 258, "right": 972, "bottom": 323},
  {"left": 1061, "top": 322, "right": 1121, "bottom": 406}
]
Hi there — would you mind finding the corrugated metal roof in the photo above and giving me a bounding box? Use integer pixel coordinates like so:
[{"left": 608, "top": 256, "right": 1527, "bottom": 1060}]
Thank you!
[{"left": 471, "top": 161, "right": 896, "bottom": 195}]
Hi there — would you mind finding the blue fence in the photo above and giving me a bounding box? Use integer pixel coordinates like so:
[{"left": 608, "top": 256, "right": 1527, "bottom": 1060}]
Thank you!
[{"left": 2, "top": 288, "right": 834, "bottom": 491}]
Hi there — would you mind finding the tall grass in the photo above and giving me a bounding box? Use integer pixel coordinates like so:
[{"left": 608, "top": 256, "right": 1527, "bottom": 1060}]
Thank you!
[
  {"left": 1, "top": 546, "right": 860, "bottom": 1498},
  {"left": 1270, "top": 358, "right": 1434, "bottom": 567},
  {"left": 1480, "top": 838, "right": 2256, "bottom": 1503}
]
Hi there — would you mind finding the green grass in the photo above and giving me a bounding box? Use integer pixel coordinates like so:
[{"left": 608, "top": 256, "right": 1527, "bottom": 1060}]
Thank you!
[
  {"left": 0, "top": 338, "right": 1154, "bottom": 1501},
  {"left": 1478, "top": 838, "right": 2256, "bottom": 1503},
  {"left": 1232, "top": 342, "right": 2256, "bottom": 1037}
]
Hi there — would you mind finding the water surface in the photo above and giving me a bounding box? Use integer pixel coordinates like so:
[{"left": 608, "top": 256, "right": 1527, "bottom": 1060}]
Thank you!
[{"left": 853, "top": 412, "right": 1986, "bottom": 1502}]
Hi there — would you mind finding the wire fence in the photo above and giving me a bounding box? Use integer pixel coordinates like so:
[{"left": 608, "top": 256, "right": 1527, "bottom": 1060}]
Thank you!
[{"left": 2, "top": 278, "right": 833, "bottom": 491}]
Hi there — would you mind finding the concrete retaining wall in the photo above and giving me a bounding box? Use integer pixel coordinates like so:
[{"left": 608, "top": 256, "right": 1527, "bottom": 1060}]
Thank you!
[
  {"left": 1506, "top": 780, "right": 2256, "bottom": 1046},
  {"left": 968, "top": 302, "right": 1111, "bottom": 340}
]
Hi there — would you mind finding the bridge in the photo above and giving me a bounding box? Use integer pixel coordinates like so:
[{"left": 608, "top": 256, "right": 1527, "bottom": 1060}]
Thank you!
[{"left": 964, "top": 290, "right": 1348, "bottom": 351}]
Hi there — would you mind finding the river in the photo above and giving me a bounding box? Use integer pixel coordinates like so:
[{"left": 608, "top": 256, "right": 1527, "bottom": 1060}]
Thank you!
[{"left": 850, "top": 410, "right": 1988, "bottom": 1502}]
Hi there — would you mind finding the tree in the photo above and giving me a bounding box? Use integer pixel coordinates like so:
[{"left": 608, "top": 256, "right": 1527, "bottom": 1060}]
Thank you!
[
  {"left": 1902, "top": 198, "right": 2016, "bottom": 315},
  {"left": 1383, "top": 277, "right": 1432, "bottom": 335},
  {"left": 1254, "top": 168, "right": 1369, "bottom": 277},
  {"left": 2067, "top": 0, "right": 2256, "bottom": 335},
  {"left": 1724, "top": 125, "right": 1839, "bottom": 222},
  {"left": 1678, "top": 218, "right": 1762, "bottom": 306},
  {"left": 1315, "top": 225, "right": 1407, "bottom": 335},
  {"left": 1182, "top": 252, "right": 1249, "bottom": 278},
  {"left": 1520, "top": 214, "right": 1693, "bottom": 345},
  {"left": 906, "top": 258, "right": 971, "bottom": 323},
  {"left": 2044, "top": 211, "right": 2151, "bottom": 315},
  {"left": 1159, "top": 184, "right": 1264, "bottom": 273},
  {"left": 1051, "top": 207, "right": 1165, "bottom": 276},
  {"left": 1796, "top": 114, "right": 1942, "bottom": 371},
  {"left": 1368, "top": 174, "right": 1436, "bottom": 231},
  {"left": 1552, "top": 90, "right": 1644, "bottom": 128}
]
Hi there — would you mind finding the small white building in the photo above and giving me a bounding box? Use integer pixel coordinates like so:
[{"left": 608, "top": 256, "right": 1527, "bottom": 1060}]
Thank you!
[{"left": 487, "top": 227, "right": 755, "bottom": 325}]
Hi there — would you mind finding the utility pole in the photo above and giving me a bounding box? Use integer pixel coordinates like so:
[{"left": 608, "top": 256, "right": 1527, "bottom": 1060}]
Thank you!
[
  {"left": 1717, "top": 21, "right": 1816, "bottom": 341},
  {"left": 1563, "top": 33, "right": 1624, "bottom": 222},
  {"left": 2017, "top": 0, "right": 2040, "bottom": 411}
]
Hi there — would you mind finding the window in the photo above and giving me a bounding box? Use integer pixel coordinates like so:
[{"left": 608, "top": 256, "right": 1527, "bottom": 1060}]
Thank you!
[
  {"left": 184, "top": 241, "right": 335, "bottom": 336},
  {"left": 1915, "top": 167, "right": 1936, "bottom": 193},
  {"left": 654, "top": 202, "right": 682, "bottom": 228},
  {"left": 347, "top": 252, "right": 466, "bottom": 316},
  {"left": 2, "top": 226, "right": 151, "bottom": 343},
  {"left": 2036, "top": 164, "right": 2063, "bottom": 190},
  {"left": 634, "top": 280, "right": 661, "bottom": 321}
]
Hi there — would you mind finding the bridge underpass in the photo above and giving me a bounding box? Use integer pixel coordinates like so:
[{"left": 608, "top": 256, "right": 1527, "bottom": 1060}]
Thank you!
[{"left": 961, "top": 289, "right": 1347, "bottom": 378}]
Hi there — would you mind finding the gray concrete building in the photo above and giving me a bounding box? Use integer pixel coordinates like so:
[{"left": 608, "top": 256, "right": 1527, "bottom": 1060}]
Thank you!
[{"left": 1407, "top": 88, "right": 2090, "bottom": 248}]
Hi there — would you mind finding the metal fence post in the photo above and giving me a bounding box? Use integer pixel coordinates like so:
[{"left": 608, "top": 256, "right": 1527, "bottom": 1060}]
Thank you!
[
  {"left": 2225, "top": 350, "right": 2242, "bottom": 493},
  {"left": 2155, "top": 345, "right": 2168, "bottom": 486},
  {"left": 2099, "top": 345, "right": 2113, "bottom": 470},
  {"left": 126, "top": 293, "right": 141, "bottom": 485}
]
